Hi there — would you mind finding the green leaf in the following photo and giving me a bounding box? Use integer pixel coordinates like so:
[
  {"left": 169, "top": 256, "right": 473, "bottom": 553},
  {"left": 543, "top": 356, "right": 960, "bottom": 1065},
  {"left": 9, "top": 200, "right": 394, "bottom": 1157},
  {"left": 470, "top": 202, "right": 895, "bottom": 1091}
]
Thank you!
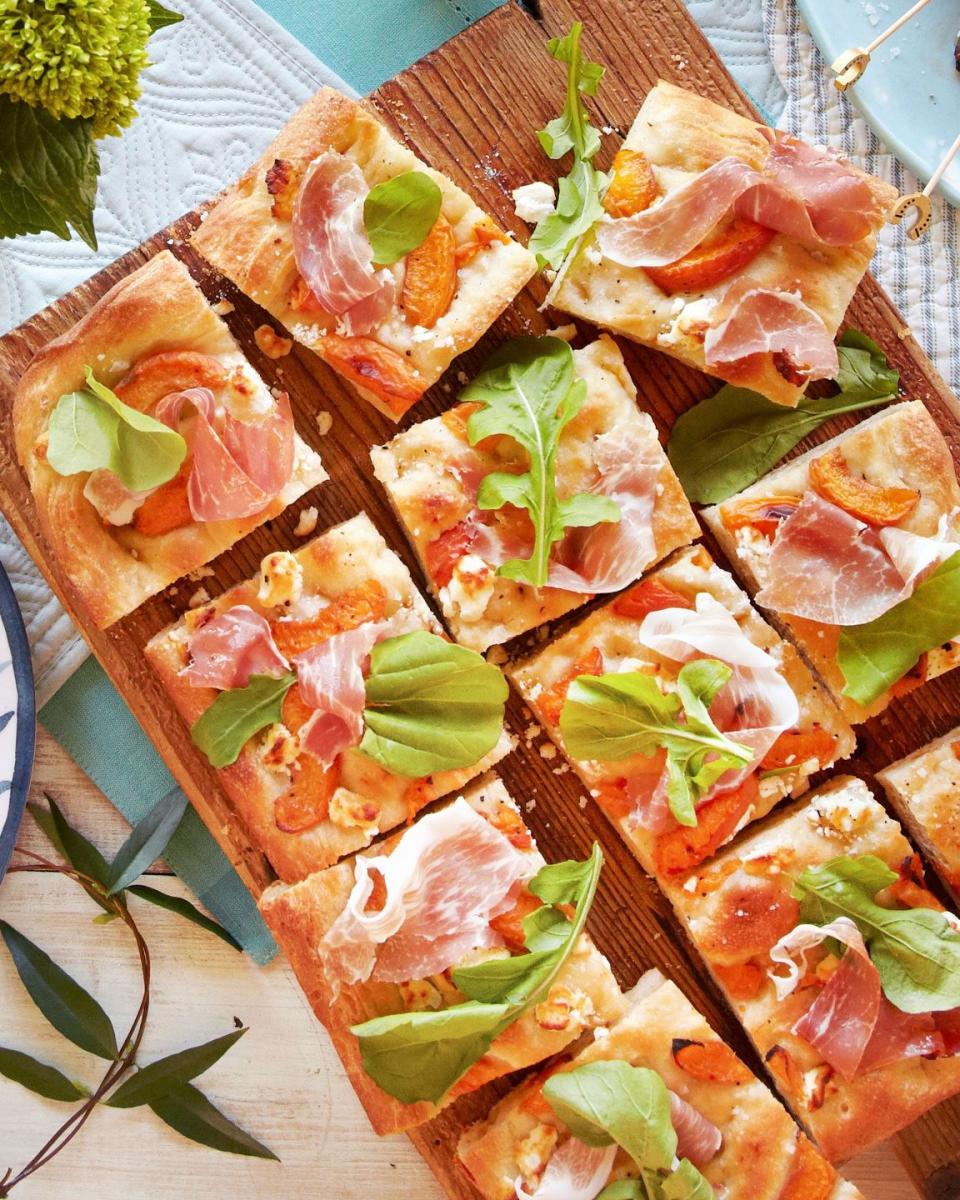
[
  {"left": 0, "top": 1046, "right": 88, "bottom": 1102},
  {"left": 127, "top": 885, "right": 242, "bottom": 951},
  {"left": 837, "top": 550, "right": 960, "bottom": 704},
  {"left": 30, "top": 797, "right": 111, "bottom": 890},
  {"left": 190, "top": 672, "right": 296, "bottom": 768},
  {"left": 363, "top": 170, "right": 442, "bottom": 266},
  {"left": 543, "top": 1062, "right": 676, "bottom": 1166},
  {"left": 149, "top": 1082, "right": 279, "bottom": 1160},
  {"left": 597, "top": 1184, "right": 645, "bottom": 1200},
  {"left": 351, "top": 845, "right": 602, "bottom": 1103},
  {"left": 107, "top": 1028, "right": 246, "bottom": 1108},
  {"left": 666, "top": 331, "right": 898, "bottom": 504},
  {"left": 146, "top": 0, "right": 183, "bottom": 31},
  {"left": 0, "top": 922, "right": 118, "bottom": 1060},
  {"left": 358, "top": 630, "right": 507, "bottom": 777},
  {"left": 0, "top": 96, "right": 99, "bottom": 248},
  {"left": 662, "top": 1160, "right": 715, "bottom": 1200},
  {"left": 461, "top": 336, "right": 620, "bottom": 587},
  {"left": 559, "top": 660, "right": 753, "bottom": 826},
  {"left": 106, "top": 790, "right": 189, "bottom": 895},
  {"left": 793, "top": 855, "right": 960, "bottom": 1013},
  {"left": 530, "top": 22, "right": 609, "bottom": 269},
  {"left": 47, "top": 367, "right": 187, "bottom": 492}
]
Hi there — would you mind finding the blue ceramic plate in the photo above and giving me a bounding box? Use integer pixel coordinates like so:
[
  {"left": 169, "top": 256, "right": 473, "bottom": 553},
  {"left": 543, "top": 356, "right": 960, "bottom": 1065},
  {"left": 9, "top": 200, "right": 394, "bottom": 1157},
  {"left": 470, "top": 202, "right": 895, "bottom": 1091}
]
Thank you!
[
  {"left": 798, "top": 0, "right": 960, "bottom": 206},
  {"left": 0, "top": 563, "right": 35, "bottom": 885}
]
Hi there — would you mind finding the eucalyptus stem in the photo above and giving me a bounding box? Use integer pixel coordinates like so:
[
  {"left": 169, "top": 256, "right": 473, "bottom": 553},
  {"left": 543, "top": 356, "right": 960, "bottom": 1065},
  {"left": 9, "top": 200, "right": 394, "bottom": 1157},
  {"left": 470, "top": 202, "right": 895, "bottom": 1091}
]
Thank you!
[{"left": 0, "top": 847, "right": 152, "bottom": 1196}]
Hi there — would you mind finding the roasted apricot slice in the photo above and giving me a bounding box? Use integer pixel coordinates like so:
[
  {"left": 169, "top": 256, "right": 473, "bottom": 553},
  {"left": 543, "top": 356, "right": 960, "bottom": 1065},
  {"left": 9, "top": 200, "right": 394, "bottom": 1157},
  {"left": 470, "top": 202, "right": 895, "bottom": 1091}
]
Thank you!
[
  {"left": 613, "top": 579, "right": 693, "bottom": 620},
  {"left": 713, "top": 959, "right": 765, "bottom": 1000},
  {"left": 645, "top": 217, "right": 774, "bottom": 294},
  {"left": 265, "top": 157, "right": 302, "bottom": 221},
  {"left": 809, "top": 447, "right": 919, "bottom": 526},
  {"left": 671, "top": 1038, "right": 753, "bottom": 1085},
  {"left": 760, "top": 727, "right": 838, "bottom": 770},
  {"left": 454, "top": 220, "right": 511, "bottom": 268},
  {"left": 654, "top": 774, "right": 760, "bottom": 875},
  {"left": 274, "top": 752, "right": 339, "bottom": 833},
  {"left": 288, "top": 275, "right": 327, "bottom": 315},
  {"left": 719, "top": 495, "right": 801, "bottom": 539},
  {"left": 402, "top": 213, "right": 457, "bottom": 329},
  {"left": 603, "top": 148, "right": 659, "bottom": 218},
  {"left": 114, "top": 351, "right": 228, "bottom": 412},
  {"left": 133, "top": 460, "right": 193, "bottom": 537},
  {"left": 778, "top": 1131, "right": 837, "bottom": 1200},
  {"left": 317, "top": 334, "right": 425, "bottom": 415},
  {"left": 538, "top": 647, "right": 604, "bottom": 726},
  {"left": 489, "top": 888, "right": 542, "bottom": 949},
  {"left": 270, "top": 579, "right": 386, "bottom": 658}
]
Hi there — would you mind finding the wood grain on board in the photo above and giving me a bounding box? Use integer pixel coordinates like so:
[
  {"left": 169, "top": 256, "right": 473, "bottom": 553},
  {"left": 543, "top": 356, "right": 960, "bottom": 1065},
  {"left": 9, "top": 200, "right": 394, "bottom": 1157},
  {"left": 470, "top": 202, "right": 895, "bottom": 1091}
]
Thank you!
[{"left": 0, "top": 0, "right": 957, "bottom": 1195}]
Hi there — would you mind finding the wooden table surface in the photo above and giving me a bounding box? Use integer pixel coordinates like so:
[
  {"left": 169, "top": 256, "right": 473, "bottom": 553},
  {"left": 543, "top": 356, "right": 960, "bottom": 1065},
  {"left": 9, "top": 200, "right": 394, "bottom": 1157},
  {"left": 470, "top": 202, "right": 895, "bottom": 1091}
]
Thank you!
[{"left": 0, "top": 730, "right": 921, "bottom": 1198}]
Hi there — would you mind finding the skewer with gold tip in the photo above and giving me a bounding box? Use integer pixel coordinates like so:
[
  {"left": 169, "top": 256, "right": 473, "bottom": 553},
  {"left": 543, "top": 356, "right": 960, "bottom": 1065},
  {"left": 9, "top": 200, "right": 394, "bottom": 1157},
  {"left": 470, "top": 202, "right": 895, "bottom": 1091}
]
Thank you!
[
  {"left": 889, "top": 131, "right": 960, "bottom": 239},
  {"left": 831, "top": 0, "right": 935, "bottom": 90}
]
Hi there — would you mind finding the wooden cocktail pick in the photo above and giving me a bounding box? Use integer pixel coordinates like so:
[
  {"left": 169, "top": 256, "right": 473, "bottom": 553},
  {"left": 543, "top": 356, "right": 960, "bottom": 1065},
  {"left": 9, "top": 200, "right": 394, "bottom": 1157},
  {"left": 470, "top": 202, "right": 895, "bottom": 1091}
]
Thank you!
[
  {"left": 889, "top": 132, "right": 960, "bottom": 239},
  {"left": 831, "top": 0, "right": 934, "bottom": 90}
]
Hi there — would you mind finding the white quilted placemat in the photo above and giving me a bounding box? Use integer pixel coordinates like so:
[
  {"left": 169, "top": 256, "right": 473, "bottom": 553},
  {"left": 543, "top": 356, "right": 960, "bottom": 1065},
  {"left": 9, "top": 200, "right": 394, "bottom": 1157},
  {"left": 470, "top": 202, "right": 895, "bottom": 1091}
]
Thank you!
[{"left": 0, "top": 0, "right": 352, "bottom": 706}]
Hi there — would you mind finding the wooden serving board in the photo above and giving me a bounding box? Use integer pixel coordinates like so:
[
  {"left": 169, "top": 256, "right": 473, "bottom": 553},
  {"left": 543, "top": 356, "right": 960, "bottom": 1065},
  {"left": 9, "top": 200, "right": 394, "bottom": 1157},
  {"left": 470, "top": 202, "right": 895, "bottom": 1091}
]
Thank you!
[{"left": 1, "top": 1, "right": 959, "bottom": 1195}]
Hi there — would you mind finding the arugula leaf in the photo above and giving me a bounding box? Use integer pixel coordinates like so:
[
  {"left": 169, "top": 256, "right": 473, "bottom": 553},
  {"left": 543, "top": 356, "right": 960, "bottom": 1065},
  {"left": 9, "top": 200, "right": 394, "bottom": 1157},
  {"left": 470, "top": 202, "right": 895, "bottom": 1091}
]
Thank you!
[
  {"left": 793, "top": 855, "right": 960, "bottom": 1013},
  {"left": 359, "top": 630, "right": 507, "bottom": 777},
  {"left": 146, "top": 0, "right": 184, "bottom": 31},
  {"left": 666, "top": 331, "right": 899, "bottom": 504},
  {"left": 543, "top": 1061, "right": 714, "bottom": 1200},
  {"left": 0, "top": 96, "right": 100, "bottom": 249},
  {"left": 47, "top": 367, "right": 187, "bottom": 491},
  {"left": 462, "top": 336, "right": 620, "bottom": 587},
  {"left": 190, "top": 672, "right": 296, "bottom": 769},
  {"left": 529, "top": 22, "right": 609, "bottom": 270},
  {"left": 350, "top": 845, "right": 602, "bottom": 1103},
  {"left": 837, "top": 550, "right": 960, "bottom": 705},
  {"left": 559, "top": 660, "right": 753, "bottom": 826},
  {"left": 363, "top": 170, "right": 442, "bottom": 266}
]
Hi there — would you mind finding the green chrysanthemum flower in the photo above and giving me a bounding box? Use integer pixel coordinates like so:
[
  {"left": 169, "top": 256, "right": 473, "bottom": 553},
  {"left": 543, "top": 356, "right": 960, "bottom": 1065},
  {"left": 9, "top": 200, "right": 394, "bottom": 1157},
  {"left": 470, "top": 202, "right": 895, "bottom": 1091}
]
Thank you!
[{"left": 0, "top": 0, "right": 152, "bottom": 139}]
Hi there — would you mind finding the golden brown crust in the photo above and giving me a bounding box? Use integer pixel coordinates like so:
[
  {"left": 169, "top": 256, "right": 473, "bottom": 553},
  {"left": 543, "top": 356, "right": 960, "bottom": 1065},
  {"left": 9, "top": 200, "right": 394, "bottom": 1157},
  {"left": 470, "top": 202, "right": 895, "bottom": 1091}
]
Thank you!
[
  {"left": 13, "top": 250, "right": 326, "bottom": 628},
  {"left": 703, "top": 402, "right": 960, "bottom": 722},
  {"left": 145, "top": 513, "right": 513, "bottom": 882},
  {"left": 191, "top": 88, "right": 536, "bottom": 420},
  {"left": 672, "top": 777, "right": 960, "bottom": 1161},
  {"left": 550, "top": 80, "right": 898, "bottom": 408},
  {"left": 258, "top": 778, "right": 626, "bottom": 1134}
]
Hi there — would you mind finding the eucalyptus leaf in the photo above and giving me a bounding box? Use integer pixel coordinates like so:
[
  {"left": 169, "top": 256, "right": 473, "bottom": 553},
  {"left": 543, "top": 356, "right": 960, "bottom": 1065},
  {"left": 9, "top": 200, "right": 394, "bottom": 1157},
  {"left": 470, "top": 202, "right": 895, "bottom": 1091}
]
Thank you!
[
  {"left": 190, "top": 672, "right": 296, "bottom": 768},
  {"left": 106, "top": 790, "right": 189, "bottom": 895},
  {"left": 793, "top": 855, "right": 960, "bottom": 1013},
  {"left": 29, "top": 797, "right": 111, "bottom": 907},
  {"left": 666, "top": 331, "right": 899, "bottom": 504},
  {"left": 146, "top": 0, "right": 183, "bottom": 31},
  {"left": 0, "top": 1046, "right": 88, "bottom": 1102},
  {"left": 127, "top": 885, "right": 241, "bottom": 951},
  {"left": 837, "top": 551, "right": 960, "bottom": 705},
  {"left": 0, "top": 921, "right": 118, "bottom": 1060},
  {"left": 462, "top": 336, "right": 620, "bottom": 586},
  {"left": 149, "top": 1082, "right": 279, "bottom": 1160},
  {"left": 107, "top": 1028, "right": 246, "bottom": 1108},
  {"left": 358, "top": 631, "right": 507, "bottom": 777},
  {"left": 363, "top": 170, "right": 442, "bottom": 266}
]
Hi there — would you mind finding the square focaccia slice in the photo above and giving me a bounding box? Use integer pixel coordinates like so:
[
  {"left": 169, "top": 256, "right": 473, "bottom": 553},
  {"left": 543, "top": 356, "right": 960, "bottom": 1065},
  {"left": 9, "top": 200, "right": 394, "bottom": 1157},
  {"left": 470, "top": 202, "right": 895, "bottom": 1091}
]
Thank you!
[
  {"left": 547, "top": 81, "right": 896, "bottom": 407},
  {"left": 191, "top": 88, "right": 535, "bottom": 421},
  {"left": 704, "top": 402, "right": 960, "bottom": 723},
  {"left": 458, "top": 970, "right": 862, "bottom": 1200},
  {"left": 879, "top": 728, "right": 960, "bottom": 907},
  {"left": 258, "top": 775, "right": 626, "bottom": 1134},
  {"left": 145, "top": 513, "right": 513, "bottom": 883},
  {"left": 371, "top": 335, "right": 699, "bottom": 651},
  {"left": 13, "top": 250, "right": 327, "bottom": 628},
  {"left": 511, "top": 544, "right": 854, "bottom": 885},
  {"left": 671, "top": 776, "right": 960, "bottom": 1162}
]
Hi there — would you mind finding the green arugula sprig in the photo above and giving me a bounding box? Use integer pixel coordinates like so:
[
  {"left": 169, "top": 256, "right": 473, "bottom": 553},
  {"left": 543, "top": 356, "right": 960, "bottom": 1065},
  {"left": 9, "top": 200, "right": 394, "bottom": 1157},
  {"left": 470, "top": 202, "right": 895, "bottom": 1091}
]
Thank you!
[
  {"left": 349, "top": 845, "right": 602, "bottom": 1104},
  {"left": 189, "top": 631, "right": 508, "bottom": 776},
  {"left": 0, "top": 793, "right": 271, "bottom": 1197},
  {"left": 529, "top": 22, "right": 610, "bottom": 270},
  {"left": 559, "top": 660, "right": 753, "bottom": 827},
  {"left": 667, "top": 331, "right": 900, "bottom": 504},
  {"left": 793, "top": 855, "right": 960, "bottom": 1014},
  {"left": 363, "top": 170, "right": 442, "bottom": 265},
  {"left": 462, "top": 336, "right": 620, "bottom": 588},
  {"left": 543, "top": 1061, "right": 714, "bottom": 1200},
  {"left": 837, "top": 551, "right": 960, "bottom": 705}
]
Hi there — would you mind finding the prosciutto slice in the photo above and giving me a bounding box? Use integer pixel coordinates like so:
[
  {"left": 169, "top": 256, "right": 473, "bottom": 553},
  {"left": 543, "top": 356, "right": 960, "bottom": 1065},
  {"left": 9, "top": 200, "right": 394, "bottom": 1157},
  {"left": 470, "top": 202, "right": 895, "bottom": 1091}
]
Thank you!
[
  {"left": 292, "top": 151, "right": 395, "bottom": 334},
  {"left": 155, "top": 387, "right": 294, "bottom": 522},
  {"left": 757, "top": 493, "right": 925, "bottom": 626},
  {"left": 294, "top": 621, "right": 387, "bottom": 770},
  {"left": 627, "top": 593, "right": 799, "bottom": 830},
  {"left": 321, "top": 797, "right": 534, "bottom": 990},
  {"left": 183, "top": 605, "right": 289, "bottom": 690},
  {"left": 515, "top": 1139, "right": 617, "bottom": 1200},
  {"left": 669, "top": 1091, "right": 722, "bottom": 1167},
  {"left": 703, "top": 285, "right": 838, "bottom": 381}
]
